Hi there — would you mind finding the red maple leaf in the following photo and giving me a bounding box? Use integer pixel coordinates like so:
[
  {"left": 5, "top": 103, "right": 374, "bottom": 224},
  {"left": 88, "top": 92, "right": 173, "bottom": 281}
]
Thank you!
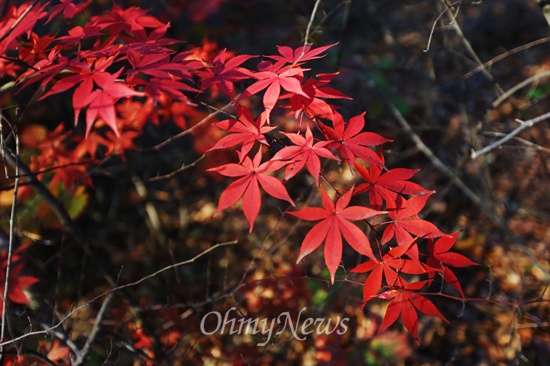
[
  {"left": 427, "top": 230, "right": 478, "bottom": 297},
  {"left": 18, "top": 33, "right": 57, "bottom": 65},
  {"left": 41, "top": 65, "right": 144, "bottom": 137},
  {"left": 376, "top": 280, "right": 448, "bottom": 341},
  {"left": 207, "top": 106, "right": 276, "bottom": 159},
  {"left": 126, "top": 48, "right": 202, "bottom": 81},
  {"left": 207, "top": 150, "right": 295, "bottom": 232},
  {"left": 280, "top": 72, "right": 351, "bottom": 121},
  {"left": 55, "top": 24, "right": 105, "bottom": 45},
  {"left": 198, "top": 49, "right": 256, "bottom": 97},
  {"left": 289, "top": 186, "right": 384, "bottom": 283},
  {"left": 353, "top": 153, "right": 433, "bottom": 209},
  {"left": 0, "top": 2, "right": 48, "bottom": 55},
  {"left": 47, "top": 0, "right": 91, "bottom": 23},
  {"left": 271, "top": 125, "right": 339, "bottom": 186},
  {"left": 142, "top": 77, "right": 198, "bottom": 103},
  {"left": 266, "top": 42, "right": 338, "bottom": 65},
  {"left": 381, "top": 194, "right": 445, "bottom": 247},
  {"left": 0, "top": 251, "right": 39, "bottom": 316},
  {"left": 101, "top": 3, "right": 168, "bottom": 41},
  {"left": 319, "top": 111, "right": 391, "bottom": 167},
  {"left": 243, "top": 60, "right": 309, "bottom": 122},
  {"left": 351, "top": 240, "right": 426, "bottom": 303}
]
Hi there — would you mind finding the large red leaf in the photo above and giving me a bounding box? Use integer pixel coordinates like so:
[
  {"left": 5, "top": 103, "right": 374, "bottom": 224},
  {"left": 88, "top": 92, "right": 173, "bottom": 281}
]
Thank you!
[
  {"left": 208, "top": 150, "right": 294, "bottom": 231},
  {"left": 289, "top": 186, "right": 384, "bottom": 283},
  {"left": 320, "top": 111, "right": 391, "bottom": 167},
  {"left": 271, "top": 125, "right": 338, "bottom": 186}
]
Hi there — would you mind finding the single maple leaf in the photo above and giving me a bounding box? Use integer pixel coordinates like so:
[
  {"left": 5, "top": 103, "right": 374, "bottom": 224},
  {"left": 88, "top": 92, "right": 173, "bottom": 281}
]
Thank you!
[
  {"left": 427, "top": 230, "right": 478, "bottom": 297},
  {"left": 47, "top": 0, "right": 91, "bottom": 24},
  {"left": 56, "top": 24, "right": 105, "bottom": 45},
  {"left": 353, "top": 153, "right": 433, "bottom": 209},
  {"left": 198, "top": 49, "right": 256, "bottom": 97},
  {"left": 208, "top": 150, "right": 295, "bottom": 232},
  {"left": 207, "top": 106, "right": 276, "bottom": 159},
  {"left": 266, "top": 42, "right": 338, "bottom": 65},
  {"left": 243, "top": 60, "right": 309, "bottom": 122},
  {"left": 376, "top": 280, "right": 448, "bottom": 341},
  {"left": 351, "top": 240, "right": 426, "bottom": 303},
  {"left": 74, "top": 69, "right": 144, "bottom": 137},
  {"left": 289, "top": 186, "right": 384, "bottom": 283},
  {"left": 320, "top": 111, "right": 391, "bottom": 167},
  {"left": 42, "top": 339, "right": 70, "bottom": 363},
  {"left": 381, "top": 194, "right": 445, "bottom": 247},
  {"left": 0, "top": 252, "right": 39, "bottom": 316},
  {"left": 271, "top": 125, "right": 339, "bottom": 186}
]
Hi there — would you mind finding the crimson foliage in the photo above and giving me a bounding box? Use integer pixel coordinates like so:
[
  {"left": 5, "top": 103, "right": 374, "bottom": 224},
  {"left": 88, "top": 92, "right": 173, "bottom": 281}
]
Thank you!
[{"left": 0, "top": 1, "right": 477, "bottom": 363}]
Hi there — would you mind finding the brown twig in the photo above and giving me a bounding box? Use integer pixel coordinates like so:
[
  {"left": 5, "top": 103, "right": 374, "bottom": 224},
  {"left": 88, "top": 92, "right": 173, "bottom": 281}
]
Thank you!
[{"left": 471, "top": 111, "right": 550, "bottom": 159}]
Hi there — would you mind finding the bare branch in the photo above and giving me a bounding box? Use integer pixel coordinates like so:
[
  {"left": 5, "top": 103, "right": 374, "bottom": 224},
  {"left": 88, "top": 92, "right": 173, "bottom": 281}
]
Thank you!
[
  {"left": 73, "top": 294, "right": 113, "bottom": 366},
  {"left": 148, "top": 154, "right": 206, "bottom": 182},
  {"left": 492, "top": 70, "right": 550, "bottom": 108},
  {"left": 471, "top": 111, "right": 550, "bottom": 159},
  {"left": 144, "top": 99, "right": 237, "bottom": 152},
  {"left": 464, "top": 36, "right": 550, "bottom": 79}
]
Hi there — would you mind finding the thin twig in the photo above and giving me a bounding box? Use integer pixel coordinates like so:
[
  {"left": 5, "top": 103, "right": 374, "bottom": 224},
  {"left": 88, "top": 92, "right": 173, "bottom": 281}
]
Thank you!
[
  {"left": 464, "top": 36, "right": 550, "bottom": 79},
  {"left": 481, "top": 131, "right": 550, "bottom": 154},
  {"left": 144, "top": 99, "right": 237, "bottom": 152},
  {"left": 0, "top": 240, "right": 236, "bottom": 348},
  {"left": 73, "top": 294, "right": 113, "bottom": 366},
  {"left": 383, "top": 94, "right": 504, "bottom": 227},
  {"left": 423, "top": 5, "right": 452, "bottom": 52},
  {"left": 492, "top": 70, "right": 550, "bottom": 108},
  {"left": 148, "top": 154, "right": 205, "bottom": 182},
  {"left": 442, "top": 0, "right": 503, "bottom": 95},
  {"left": 302, "top": 0, "right": 322, "bottom": 47},
  {"left": 471, "top": 111, "right": 550, "bottom": 159},
  {"left": 0, "top": 122, "right": 19, "bottom": 356}
]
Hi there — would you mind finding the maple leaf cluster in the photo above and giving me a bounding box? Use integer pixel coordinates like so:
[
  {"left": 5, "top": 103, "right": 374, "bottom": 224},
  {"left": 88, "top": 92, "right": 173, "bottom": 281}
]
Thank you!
[{"left": 0, "top": 0, "right": 478, "bottom": 357}]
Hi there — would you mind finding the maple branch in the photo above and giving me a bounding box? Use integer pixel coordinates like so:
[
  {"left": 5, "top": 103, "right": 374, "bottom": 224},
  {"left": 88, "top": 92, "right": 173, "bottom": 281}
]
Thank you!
[
  {"left": 148, "top": 153, "right": 205, "bottom": 182},
  {"left": 144, "top": 99, "right": 237, "bottom": 152},
  {"left": 302, "top": 0, "right": 321, "bottom": 46},
  {"left": 295, "top": 0, "right": 349, "bottom": 66},
  {"left": 471, "top": 111, "right": 550, "bottom": 159}
]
